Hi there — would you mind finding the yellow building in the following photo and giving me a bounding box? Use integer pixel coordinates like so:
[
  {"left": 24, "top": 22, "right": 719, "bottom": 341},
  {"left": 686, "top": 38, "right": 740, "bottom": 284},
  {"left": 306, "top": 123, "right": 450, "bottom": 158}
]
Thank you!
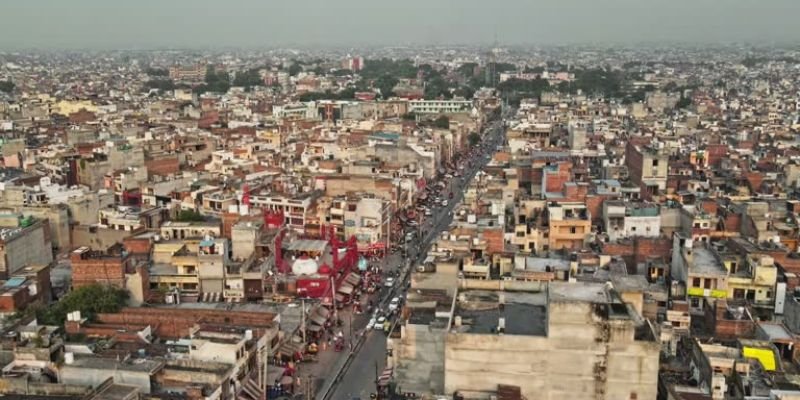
[
  {"left": 54, "top": 100, "right": 98, "bottom": 115},
  {"left": 547, "top": 202, "right": 591, "bottom": 251},
  {"left": 725, "top": 254, "right": 777, "bottom": 306}
]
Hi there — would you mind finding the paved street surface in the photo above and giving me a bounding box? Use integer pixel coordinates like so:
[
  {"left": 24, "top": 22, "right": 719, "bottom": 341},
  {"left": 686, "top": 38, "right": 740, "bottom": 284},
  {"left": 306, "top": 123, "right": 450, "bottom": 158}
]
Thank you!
[{"left": 325, "top": 110, "right": 509, "bottom": 400}]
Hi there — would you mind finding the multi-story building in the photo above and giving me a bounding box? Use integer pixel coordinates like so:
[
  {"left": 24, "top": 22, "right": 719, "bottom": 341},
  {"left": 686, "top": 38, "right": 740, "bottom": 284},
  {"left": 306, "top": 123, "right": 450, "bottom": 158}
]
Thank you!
[
  {"left": 169, "top": 63, "right": 206, "bottom": 82},
  {"left": 250, "top": 191, "right": 319, "bottom": 233},
  {"left": 603, "top": 201, "right": 661, "bottom": 242},
  {"left": 547, "top": 202, "right": 591, "bottom": 251},
  {"left": 0, "top": 214, "right": 53, "bottom": 279},
  {"left": 625, "top": 141, "right": 669, "bottom": 200},
  {"left": 408, "top": 99, "right": 472, "bottom": 114},
  {"left": 442, "top": 282, "right": 659, "bottom": 400}
]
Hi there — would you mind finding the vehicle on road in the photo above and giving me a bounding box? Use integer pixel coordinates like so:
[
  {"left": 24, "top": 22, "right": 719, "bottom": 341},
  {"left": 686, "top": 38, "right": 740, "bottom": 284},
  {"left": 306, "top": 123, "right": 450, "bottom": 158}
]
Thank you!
[
  {"left": 442, "top": 200, "right": 448, "bottom": 207},
  {"left": 374, "top": 316, "right": 386, "bottom": 330},
  {"left": 388, "top": 297, "right": 400, "bottom": 311},
  {"left": 384, "top": 277, "right": 395, "bottom": 288},
  {"left": 366, "top": 317, "right": 376, "bottom": 330},
  {"left": 424, "top": 209, "right": 433, "bottom": 216}
]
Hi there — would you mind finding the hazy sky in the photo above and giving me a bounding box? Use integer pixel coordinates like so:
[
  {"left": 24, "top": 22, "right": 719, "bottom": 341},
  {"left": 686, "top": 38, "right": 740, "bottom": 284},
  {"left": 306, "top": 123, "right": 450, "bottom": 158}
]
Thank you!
[{"left": 1, "top": 0, "right": 799, "bottom": 49}]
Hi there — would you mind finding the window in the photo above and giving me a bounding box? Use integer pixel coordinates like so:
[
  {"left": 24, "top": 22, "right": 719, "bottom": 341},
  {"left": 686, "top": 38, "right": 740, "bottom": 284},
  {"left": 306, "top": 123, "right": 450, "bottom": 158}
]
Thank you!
[
  {"left": 690, "top": 298, "right": 700, "bottom": 308},
  {"left": 652, "top": 159, "right": 659, "bottom": 167},
  {"left": 570, "top": 227, "right": 577, "bottom": 234},
  {"left": 631, "top": 226, "right": 637, "bottom": 232},
  {"left": 704, "top": 279, "right": 712, "bottom": 289},
  {"left": 692, "top": 278, "right": 701, "bottom": 287},
  {"left": 516, "top": 232, "right": 525, "bottom": 238},
  {"left": 766, "top": 291, "right": 773, "bottom": 299}
]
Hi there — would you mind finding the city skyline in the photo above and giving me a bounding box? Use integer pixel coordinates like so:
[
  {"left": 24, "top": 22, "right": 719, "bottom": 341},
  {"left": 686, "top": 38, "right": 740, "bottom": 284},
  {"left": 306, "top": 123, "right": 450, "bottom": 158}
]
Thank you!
[{"left": 2, "top": 0, "right": 799, "bottom": 49}]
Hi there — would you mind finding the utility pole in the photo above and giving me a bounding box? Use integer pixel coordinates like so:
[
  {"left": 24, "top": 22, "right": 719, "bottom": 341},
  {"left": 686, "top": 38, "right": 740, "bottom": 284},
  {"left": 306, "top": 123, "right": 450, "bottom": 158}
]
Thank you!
[
  {"left": 330, "top": 276, "right": 338, "bottom": 322},
  {"left": 301, "top": 298, "right": 306, "bottom": 344}
]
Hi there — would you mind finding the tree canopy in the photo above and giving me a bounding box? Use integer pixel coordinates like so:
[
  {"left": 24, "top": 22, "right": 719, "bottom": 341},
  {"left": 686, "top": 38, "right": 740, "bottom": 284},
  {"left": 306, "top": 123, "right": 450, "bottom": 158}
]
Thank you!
[
  {"left": 144, "top": 79, "right": 176, "bottom": 92},
  {"left": 37, "top": 284, "right": 129, "bottom": 325},
  {"left": 432, "top": 115, "right": 450, "bottom": 129},
  {"left": 0, "top": 80, "right": 14, "bottom": 93},
  {"left": 287, "top": 63, "right": 303, "bottom": 77},
  {"left": 194, "top": 66, "right": 231, "bottom": 94},
  {"left": 145, "top": 67, "right": 169, "bottom": 77},
  {"left": 175, "top": 209, "right": 206, "bottom": 222},
  {"left": 233, "top": 68, "right": 263, "bottom": 89},
  {"left": 359, "top": 58, "right": 417, "bottom": 80},
  {"left": 468, "top": 132, "right": 481, "bottom": 146}
]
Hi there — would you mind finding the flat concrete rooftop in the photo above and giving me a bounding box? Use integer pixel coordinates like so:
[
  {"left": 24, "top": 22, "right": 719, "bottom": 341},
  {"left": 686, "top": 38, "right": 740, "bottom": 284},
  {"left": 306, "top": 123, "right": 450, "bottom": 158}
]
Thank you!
[{"left": 455, "top": 290, "right": 547, "bottom": 336}]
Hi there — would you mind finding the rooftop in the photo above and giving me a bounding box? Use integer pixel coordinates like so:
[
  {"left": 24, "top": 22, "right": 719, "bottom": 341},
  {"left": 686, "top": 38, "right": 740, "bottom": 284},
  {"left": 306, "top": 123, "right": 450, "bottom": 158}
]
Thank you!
[{"left": 454, "top": 290, "right": 547, "bottom": 336}]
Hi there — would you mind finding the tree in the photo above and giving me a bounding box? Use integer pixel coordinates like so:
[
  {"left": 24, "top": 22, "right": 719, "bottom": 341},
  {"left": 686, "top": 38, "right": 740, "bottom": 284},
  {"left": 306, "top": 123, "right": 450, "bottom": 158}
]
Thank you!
[
  {"left": 233, "top": 68, "right": 263, "bottom": 89},
  {"left": 37, "top": 284, "right": 129, "bottom": 325},
  {"left": 198, "top": 66, "right": 231, "bottom": 94},
  {"left": 676, "top": 96, "right": 692, "bottom": 109},
  {"left": 143, "top": 79, "right": 176, "bottom": 92},
  {"left": 145, "top": 67, "right": 169, "bottom": 77},
  {"left": 433, "top": 116, "right": 450, "bottom": 129},
  {"left": 401, "top": 112, "right": 417, "bottom": 121},
  {"left": 468, "top": 132, "right": 481, "bottom": 146},
  {"left": 457, "top": 63, "right": 478, "bottom": 77},
  {"left": 375, "top": 75, "right": 398, "bottom": 99},
  {"left": 0, "top": 80, "right": 14, "bottom": 93},
  {"left": 288, "top": 63, "right": 302, "bottom": 77},
  {"left": 176, "top": 210, "right": 205, "bottom": 222},
  {"left": 663, "top": 81, "right": 679, "bottom": 92}
]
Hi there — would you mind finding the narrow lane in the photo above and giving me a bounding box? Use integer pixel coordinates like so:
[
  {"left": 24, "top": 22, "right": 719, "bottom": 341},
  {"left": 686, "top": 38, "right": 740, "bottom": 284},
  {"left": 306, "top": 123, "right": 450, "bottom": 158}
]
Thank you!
[{"left": 326, "top": 111, "right": 509, "bottom": 400}]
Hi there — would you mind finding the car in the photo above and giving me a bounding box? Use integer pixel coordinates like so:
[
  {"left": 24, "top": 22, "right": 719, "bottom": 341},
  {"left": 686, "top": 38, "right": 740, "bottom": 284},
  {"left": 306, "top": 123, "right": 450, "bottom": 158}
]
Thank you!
[
  {"left": 442, "top": 200, "right": 448, "bottom": 207},
  {"left": 424, "top": 209, "right": 433, "bottom": 216},
  {"left": 366, "top": 318, "right": 376, "bottom": 330},
  {"left": 388, "top": 297, "right": 400, "bottom": 311},
  {"left": 384, "top": 277, "right": 395, "bottom": 288},
  {"left": 374, "top": 316, "right": 386, "bottom": 330},
  {"left": 408, "top": 220, "right": 418, "bottom": 226}
]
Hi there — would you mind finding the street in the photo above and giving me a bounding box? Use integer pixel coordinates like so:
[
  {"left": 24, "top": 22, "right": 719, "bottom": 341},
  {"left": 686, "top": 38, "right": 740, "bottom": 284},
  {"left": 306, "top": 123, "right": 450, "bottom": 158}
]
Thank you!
[{"left": 324, "top": 111, "right": 509, "bottom": 400}]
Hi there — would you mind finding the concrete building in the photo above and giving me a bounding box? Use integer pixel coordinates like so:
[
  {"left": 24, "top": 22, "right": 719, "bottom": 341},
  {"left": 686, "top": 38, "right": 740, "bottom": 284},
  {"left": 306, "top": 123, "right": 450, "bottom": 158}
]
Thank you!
[
  {"left": 408, "top": 99, "right": 473, "bottom": 114},
  {"left": 0, "top": 215, "right": 53, "bottom": 279},
  {"left": 547, "top": 202, "right": 591, "bottom": 251},
  {"left": 625, "top": 141, "right": 669, "bottom": 200},
  {"left": 603, "top": 201, "right": 661, "bottom": 242},
  {"left": 443, "top": 282, "right": 660, "bottom": 400}
]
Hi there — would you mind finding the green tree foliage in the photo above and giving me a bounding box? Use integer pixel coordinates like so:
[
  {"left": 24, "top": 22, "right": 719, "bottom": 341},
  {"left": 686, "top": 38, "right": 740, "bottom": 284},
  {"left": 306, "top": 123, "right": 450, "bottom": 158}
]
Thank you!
[
  {"left": 468, "top": 132, "right": 481, "bottom": 146},
  {"left": 233, "top": 68, "right": 263, "bottom": 88},
  {"left": 288, "top": 63, "right": 303, "bottom": 77},
  {"left": 332, "top": 69, "right": 353, "bottom": 77},
  {"left": 433, "top": 116, "right": 450, "bottom": 129},
  {"left": 401, "top": 112, "right": 417, "bottom": 121},
  {"left": 0, "top": 80, "right": 14, "bottom": 93},
  {"left": 145, "top": 67, "right": 169, "bottom": 77},
  {"left": 195, "top": 66, "right": 231, "bottom": 94},
  {"left": 176, "top": 209, "right": 206, "bottom": 222},
  {"left": 523, "top": 66, "right": 545, "bottom": 74},
  {"left": 493, "top": 62, "right": 517, "bottom": 73},
  {"left": 37, "top": 284, "right": 129, "bottom": 325},
  {"left": 571, "top": 68, "right": 624, "bottom": 98},
  {"left": 676, "top": 96, "right": 692, "bottom": 109},
  {"left": 297, "top": 88, "right": 357, "bottom": 102},
  {"left": 374, "top": 75, "right": 399, "bottom": 99},
  {"left": 144, "top": 79, "right": 176, "bottom": 92},
  {"left": 359, "top": 58, "right": 417, "bottom": 80},
  {"left": 457, "top": 63, "right": 479, "bottom": 77},
  {"left": 497, "top": 78, "right": 551, "bottom": 105}
]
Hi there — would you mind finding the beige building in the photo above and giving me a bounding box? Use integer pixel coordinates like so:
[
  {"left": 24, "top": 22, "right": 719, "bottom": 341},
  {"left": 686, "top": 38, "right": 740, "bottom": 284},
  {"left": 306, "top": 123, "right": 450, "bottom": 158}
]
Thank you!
[
  {"left": 443, "top": 282, "right": 660, "bottom": 400},
  {"left": 547, "top": 202, "right": 591, "bottom": 251}
]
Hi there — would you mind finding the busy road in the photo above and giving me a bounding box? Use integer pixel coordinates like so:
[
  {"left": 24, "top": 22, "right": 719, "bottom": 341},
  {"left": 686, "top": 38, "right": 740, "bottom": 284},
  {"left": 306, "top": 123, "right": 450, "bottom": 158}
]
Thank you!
[{"left": 324, "top": 108, "right": 509, "bottom": 400}]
